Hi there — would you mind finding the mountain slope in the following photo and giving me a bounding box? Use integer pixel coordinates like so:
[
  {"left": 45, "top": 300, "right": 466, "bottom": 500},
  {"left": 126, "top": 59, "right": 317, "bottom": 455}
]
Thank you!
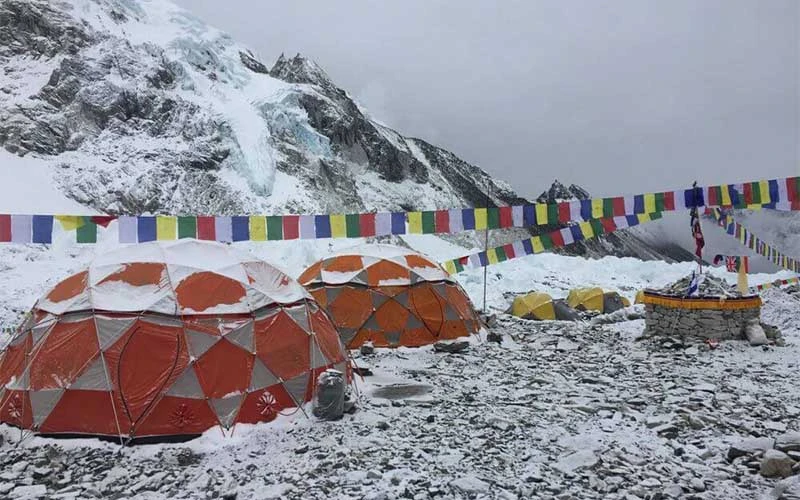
[{"left": 0, "top": 0, "right": 693, "bottom": 263}]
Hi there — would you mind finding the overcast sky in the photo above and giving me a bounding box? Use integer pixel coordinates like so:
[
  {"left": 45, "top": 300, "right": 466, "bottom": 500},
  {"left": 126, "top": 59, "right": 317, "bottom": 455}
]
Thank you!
[{"left": 176, "top": 0, "right": 799, "bottom": 200}]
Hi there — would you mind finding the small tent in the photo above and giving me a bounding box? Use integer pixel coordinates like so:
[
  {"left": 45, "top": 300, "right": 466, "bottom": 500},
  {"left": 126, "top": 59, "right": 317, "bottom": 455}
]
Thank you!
[
  {"left": 634, "top": 290, "right": 646, "bottom": 304},
  {"left": 299, "top": 244, "right": 480, "bottom": 349},
  {"left": 567, "top": 287, "right": 631, "bottom": 314},
  {"left": 509, "top": 293, "right": 579, "bottom": 321},
  {"left": 0, "top": 240, "right": 347, "bottom": 441}
]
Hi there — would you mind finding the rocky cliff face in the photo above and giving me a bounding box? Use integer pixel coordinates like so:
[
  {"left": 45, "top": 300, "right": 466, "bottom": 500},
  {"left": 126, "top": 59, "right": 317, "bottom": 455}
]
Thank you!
[{"left": 0, "top": 0, "right": 689, "bottom": 262}]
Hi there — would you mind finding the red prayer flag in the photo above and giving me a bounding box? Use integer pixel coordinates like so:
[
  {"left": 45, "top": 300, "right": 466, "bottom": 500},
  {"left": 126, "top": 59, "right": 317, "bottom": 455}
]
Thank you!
[
  {"left": 550, "top": 229, "right": 565, "bottom": 248},
  {"left": 283, "top": 215, "right": 300, "bottom": 240},
  {"left": 601, "top": 217, "right": 616, "bottom": 234},
  {"left": 90, "top": 216, "right": 117, "bottom": 228},
  {"left": 434, "top": 210, "right": 450, "bottom": 233},
  {"left": 503, "top": 243, "right": 515, "bottom": 259},
  {"left": 612, "top": 197, "right": 626, "bottom": 216},
  {"left": 663, "top": 191, "right": 675, "bottom": 211},
  {"left": 743, "top": 183, "right": 753, "bottom": 204},
  {"left": 557, "top": 202, "right": 571, "bottom": 223},
  {"left": 197, "top": 216, "right": 216, "bottom": 240},
  {"left": 0, "top": 215, "right": 10, "bottom": 242},
  {"left": 498, "top": 207, "right": 513, "bottom": 228}
]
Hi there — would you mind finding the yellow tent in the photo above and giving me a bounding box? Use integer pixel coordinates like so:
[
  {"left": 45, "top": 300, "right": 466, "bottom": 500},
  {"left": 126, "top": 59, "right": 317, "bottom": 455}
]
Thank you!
[
  {"left": 567, "top": 288, "right": 631, "bottom": 313},
  {"left": 634, "top": 290, "right": 645, "bottom": 304},
  {"left": 511, "top": 292, "right": 556, "bottom": 320},
  {"left": 567, "top": 287, "right": 605, "bottom": 312}
]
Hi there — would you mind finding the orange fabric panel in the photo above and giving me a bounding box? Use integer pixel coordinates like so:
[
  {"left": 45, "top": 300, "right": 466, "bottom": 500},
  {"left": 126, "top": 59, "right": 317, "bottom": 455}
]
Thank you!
[
  {"left": 194, "top": 342, "right": 254, "bottom": 399},
  {"left": 237, "top": 383, "right": 296, "bottom": 423},
  {"left": 116, "top": 323, "right": 185, "bottom": 426},
  {"left": 378, "top": 286, "right": 406, "bottom": 297},
  {"left": 255, "top": 311, "right": 310, "bottom": 381},
  {"left": 348, "top": 329, "right": 377, "bottom": 349},
  {"left": 374, "top": 298, "right": 410, "bottom": 332},
  {"left": 30, "top": 319, "right": 98, "bottom": 390},
  {"left": 401, "top": 327, "right": 436, "bottom": 347},
  {"left": 182, "top": 318, "right": 224, "bottom": 336},
  {"left": 0, "top": 390, "right": 32, "bottom": 429},
  {"left": 409, "top": 284, "right": 445, "bottom": 336},
  {"left": 446, "top": 284, "right": 477, "bottom": 320},
  {"left": 297, "top": 262, "right": 323, "bottom": 285},
  {"left": 0, "top": 335, "right": 31, "bottom": 387},
  {"left": 440, "top": 320, "right": 469, "bottom": 340},
  {"left": 322, "top": 255, "right": 364, "bottom": 273},
  {"left": 174, "top": 272, "right": 246, "bottom": 312},
  {"left": 46, "top": 271, "right": 88, "bottom": 303},
  {"left": 365, "top": 261, "right": 409, "bottom": 285},
  {"left": 328, "top": 287, "right": 372, "bottom": 329},
  {"left": 98, "top": 263, "right": 166, "bottom": 287},
  {"left": 309, "top": 288, "right": 327, "bottom": 308},
  {"left": 404, "top": 254, "right": 438, "bottom": 269},
  {"left": 133, "top": 396, "right": 218, "bottom": 437},
  {"left": 308, "top": 309, "right": 345, "bottom": 364},
  {"left": 39, "top": 390, "right": 121, "bottom": 436}
]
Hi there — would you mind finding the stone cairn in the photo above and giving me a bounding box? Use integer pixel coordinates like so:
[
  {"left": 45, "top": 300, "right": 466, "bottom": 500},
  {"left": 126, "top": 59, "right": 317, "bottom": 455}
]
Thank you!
[{"left": 642, "top": 273, "right": 779, "bottom": 344}]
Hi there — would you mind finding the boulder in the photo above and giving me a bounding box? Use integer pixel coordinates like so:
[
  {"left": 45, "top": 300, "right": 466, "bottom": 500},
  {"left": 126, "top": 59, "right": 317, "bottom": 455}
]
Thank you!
[
  {"left": 433, "top": 340, "right": 469, "bottom": 353},
  {"left": 760, "top": 449, "right": 796, "bottom": 478},
  {"left": 744, "top": 319, "right": 768, "bottom": 346},
  {"left": 777, "top": 432, "right": 800, "bottom": 453},
  {"left": 727, "top": 437, "right": 774, "bottom": 461}
]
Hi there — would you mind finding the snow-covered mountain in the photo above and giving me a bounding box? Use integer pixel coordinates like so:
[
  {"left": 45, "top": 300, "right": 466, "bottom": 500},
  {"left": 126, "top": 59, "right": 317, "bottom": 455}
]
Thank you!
[{"left": 1, "top": 0, "right": 697, "bottom": 263}]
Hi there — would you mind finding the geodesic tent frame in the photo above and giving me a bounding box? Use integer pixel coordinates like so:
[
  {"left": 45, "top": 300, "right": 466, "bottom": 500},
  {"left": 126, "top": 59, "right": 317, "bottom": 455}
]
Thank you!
[
  {"left": 0, "top": 240, "right": 347, "bottom": 442},
  {"left": 299, "top": 245, "right": 480, "bottom": 348}
]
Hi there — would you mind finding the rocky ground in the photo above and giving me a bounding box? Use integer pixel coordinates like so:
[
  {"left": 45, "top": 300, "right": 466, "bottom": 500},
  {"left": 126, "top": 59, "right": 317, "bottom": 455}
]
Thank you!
[{"left": 0, "top": 288, "right": 799, "bottom": 500}]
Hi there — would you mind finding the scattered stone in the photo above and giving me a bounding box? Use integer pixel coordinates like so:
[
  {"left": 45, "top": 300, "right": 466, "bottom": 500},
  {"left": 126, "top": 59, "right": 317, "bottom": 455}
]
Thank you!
[
  {"left": 450, "top": 476, "right": 490, "bottom": 494},
  {"left": 689, "top": 478, "right": 706, "bottom": 492},
  {"left": 433, "top": 340, "right": 470, "bottom": 353},
  {"left": 360, "top": 342, "right": 375, "bottom": 355},
  {"left": 553, "top": 450, "right": 599, "bottom": 474},
  {"left": 294, "top": 445, "right": 309, "bottom": 455},
  {"left": 760, "top": 449, "right": 796, "bottom": 478},
  {"left": 744, "top": 319, "right": 768, "bottom": 346},
  {"left": 10, "top": 485, "right": 47, "bottom": 498}
]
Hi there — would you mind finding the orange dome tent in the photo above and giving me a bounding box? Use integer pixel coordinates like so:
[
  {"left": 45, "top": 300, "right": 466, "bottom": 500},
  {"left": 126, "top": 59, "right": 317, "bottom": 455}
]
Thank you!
[
  {"left": 0, "top": 240, "right": 347, "bottom": 442},
  {"left": 299, "top": 244, "right": 480, "bottom": 349}
]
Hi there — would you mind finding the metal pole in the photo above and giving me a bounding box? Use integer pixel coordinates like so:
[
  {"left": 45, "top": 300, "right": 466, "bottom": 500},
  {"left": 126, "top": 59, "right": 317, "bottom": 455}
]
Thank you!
[{"left": 482, "top": 178, "right": 490, "bottom": 313}]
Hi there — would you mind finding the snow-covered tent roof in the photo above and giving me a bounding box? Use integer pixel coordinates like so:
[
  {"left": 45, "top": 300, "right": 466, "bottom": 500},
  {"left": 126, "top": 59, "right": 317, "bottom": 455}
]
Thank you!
[{"left": 36, "top": 240, "right": 309, "bottom": 315}]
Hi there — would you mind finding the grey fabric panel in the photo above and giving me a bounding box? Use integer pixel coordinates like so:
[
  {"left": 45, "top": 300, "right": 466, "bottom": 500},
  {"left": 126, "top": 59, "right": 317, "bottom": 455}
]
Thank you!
[
  {"left": 7, "top": 366, "right": 30, "bottom": 390},
  {"left": 553, "top": 300, "right": 580, "bottom": 321},
  {"left": 393, "top": 293, "right": 409, "bottom": 308},
  {"left": 362, "top": 313, "right": 381, "bottom": 331},
  {"left": 352, "top": 270, "right": 369, "bottom": 286},
  {"left": 140, "top": 315, "right": 183, "bottom": 328},
  {"left": 165, "top": 366, "right": 204, "bottom": 399},
  {"left": 371, "top": 292, "right": 390, "bottom": 310},
  {"left": 326, "top": 287, "right": 342, "bottom": 305},
  {"left": 285, "top": 305, "right": 311, "bottom": 332},
  {"left": 444, "top": 304, "right": 460, "bottom": 321},
  {"left": 283, "top": 372, "right": 309, "bottom": 406},
  {"left": 31, "top": 321, "right": 56, "bottom": 346},
  {"left": 210, "top": 394, "right": 244, "bottom": 429},
  {"left": 225, "top": 321, "right": 254, "bottom": 352},
  {"left": 384, "top": 331, "right": 402, "bottom": 346},
  {"left": 30, "top": 389, "right": 64, "bottom": 427},
  {"left": 309, "top": 338, "right": 329, "bottom": 369},
  {"left": 71, "top": 357, "right": 111, "bottom": 391},
  {"left": 338, "top": 327, "right": 358, "bottom": 346},
  {"left": 406, "top": 314, "right": 425, "bottom": 329},
  {"left": 185, "top": 330, "right": 220, "bottom": 359},
  {"left": 95, "top": 316, "right": 136, "bottom": 350},
  {"left": 249, "top": 358, "right": 279, "bottom": 391}
]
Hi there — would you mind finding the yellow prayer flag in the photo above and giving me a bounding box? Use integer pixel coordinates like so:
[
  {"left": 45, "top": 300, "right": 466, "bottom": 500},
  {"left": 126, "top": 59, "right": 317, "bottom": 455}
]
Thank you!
[
  {"left": 643, "top": 193, "right": 656, "bottom": 214},
  {"left": 407, "top": 212, "right": 422, "bottom": 234},
  {"left": 474, "top": 208, "right": 488, "bottom": 230},
  {"left": 487, "top": 248, "right": 499, "bottom": 264},
  {"left": 720, "top": 185, "right": 732, "bottom": 206},
  {"left": 156, "top": 216, "right": 177, "bottom": 240},
  {"left": 591, "top": 198, "right": 603, "bottom": 219},
  {"left": 249, "top": 216, "right": 266, "bottom": 241},
  {"left": 531, "top": 237, "right": 544, "bottom": 253},
  {"left": 330, "top": 214, "right": 346, "bottom": 238},
  {"left": 535, "top": 204, "right": 548, "bottom": 226},
  {"left": 55, "top": 215, "right": 85, "bottom": 231},
  {"left": 759, "top": 180, "right": 771, "bottom": 203},
  {"left": 443, "top": 261, "right": 456, "bottom": 275},
  {"left": 579, "top": 221, "right": 594, "bottom": 239},
  {"left": 638, "top": 213, "right": 652, "bottom": 223}
]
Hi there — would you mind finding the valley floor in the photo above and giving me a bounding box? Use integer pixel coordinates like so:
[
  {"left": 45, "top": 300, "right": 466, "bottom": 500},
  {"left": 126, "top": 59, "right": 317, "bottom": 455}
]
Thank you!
[{"left": 0, "top": 239, "right": 798, "bottom": 499}]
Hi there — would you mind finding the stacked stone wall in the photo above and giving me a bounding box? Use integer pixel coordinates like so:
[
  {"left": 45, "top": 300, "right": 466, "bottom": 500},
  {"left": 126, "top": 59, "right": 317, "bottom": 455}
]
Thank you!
[{"left": 644, "top": 303, "right": 760, "bottom": 340}]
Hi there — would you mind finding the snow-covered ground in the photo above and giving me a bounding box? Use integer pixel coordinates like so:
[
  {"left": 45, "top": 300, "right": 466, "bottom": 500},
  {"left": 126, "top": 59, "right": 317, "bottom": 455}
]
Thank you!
[{"left": 0, "top": 233, "right": 799, "bottom": 499}]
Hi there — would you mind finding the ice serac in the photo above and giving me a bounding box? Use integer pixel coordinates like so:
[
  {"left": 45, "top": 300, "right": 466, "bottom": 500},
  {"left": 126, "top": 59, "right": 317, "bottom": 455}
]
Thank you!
[{"left": 0, "top": 0, "right": 691, "bottom": 262}]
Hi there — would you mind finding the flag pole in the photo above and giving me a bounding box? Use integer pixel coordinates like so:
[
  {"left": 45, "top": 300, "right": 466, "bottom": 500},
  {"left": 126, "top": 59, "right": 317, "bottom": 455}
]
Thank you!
[{"left": 482, "top": 178, "right": 490, "bottom": 314}]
